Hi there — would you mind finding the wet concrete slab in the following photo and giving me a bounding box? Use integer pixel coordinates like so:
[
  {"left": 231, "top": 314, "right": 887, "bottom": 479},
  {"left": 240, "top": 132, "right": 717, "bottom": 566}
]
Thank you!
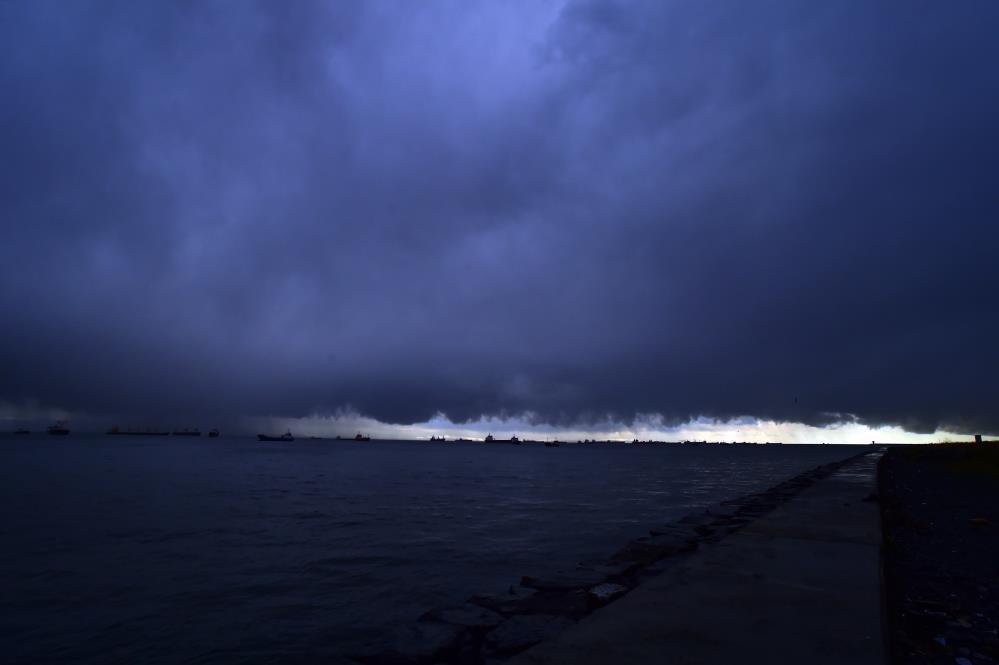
[{"left": 509, "top": 452, "right": 884, "bottom": 665}]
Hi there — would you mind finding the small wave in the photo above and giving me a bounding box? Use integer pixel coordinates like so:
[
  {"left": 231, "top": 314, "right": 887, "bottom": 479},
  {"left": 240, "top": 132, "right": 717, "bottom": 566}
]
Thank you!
[
  {"left": 301, "top": 553, "right": 409, "bottom": 572},
  {"left": 136, "top": 528, "right": 232, "bottom": 544},
  {"left": 290, "top": 510, "right": 328, "bottom": 520}
]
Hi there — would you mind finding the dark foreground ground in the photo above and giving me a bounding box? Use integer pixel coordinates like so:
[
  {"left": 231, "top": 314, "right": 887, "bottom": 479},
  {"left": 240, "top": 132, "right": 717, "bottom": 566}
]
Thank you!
[{"left": 880, "top": 443, "right": 999, "bottom": 665}]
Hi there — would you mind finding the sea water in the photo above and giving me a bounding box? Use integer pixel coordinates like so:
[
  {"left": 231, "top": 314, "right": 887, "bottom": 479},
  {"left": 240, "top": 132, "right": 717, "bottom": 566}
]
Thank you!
[{"left": 0, "top": 435, "right": 857, "bottom": 663}]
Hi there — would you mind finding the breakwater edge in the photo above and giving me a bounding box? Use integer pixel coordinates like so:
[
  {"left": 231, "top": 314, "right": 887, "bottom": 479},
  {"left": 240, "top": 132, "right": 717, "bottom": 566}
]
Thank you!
[{"left": 354, "top": 448, "right": 877, "bottom": 664}]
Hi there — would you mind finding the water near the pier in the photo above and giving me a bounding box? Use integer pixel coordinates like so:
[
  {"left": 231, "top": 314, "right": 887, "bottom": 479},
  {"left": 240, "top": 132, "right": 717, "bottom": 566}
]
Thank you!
[{"left": 0, "top": 436, "right": 856, "bottom": 663}]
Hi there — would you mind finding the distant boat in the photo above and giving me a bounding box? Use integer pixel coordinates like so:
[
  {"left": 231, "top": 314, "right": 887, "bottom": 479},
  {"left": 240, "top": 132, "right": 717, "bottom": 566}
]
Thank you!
[
  {"left": 258, "top": 431, "right": 294, "bottom": 442},
  {"left": 14, "top": 428, "right": 30, "bottom": 435},
  {"left": 208, "top": 429, "right": 220, "bottom": 438},
  {"left": 107, "top": 426, "right": 168, "bottom": 436},
  {"left": 544, "top": 440, "right": 560, "bottom": 448},
  {"left": 47, "top": 421, "right": 70, "bottom": 435},
  {"left": 354, "top": 433, "right": 370, "bottom": 442},
  {"left": 484, "top": 434, "right": 520, "bottom": 444},
  {"left": 172, "top": 429, "right": 201, "bottom": 436}
]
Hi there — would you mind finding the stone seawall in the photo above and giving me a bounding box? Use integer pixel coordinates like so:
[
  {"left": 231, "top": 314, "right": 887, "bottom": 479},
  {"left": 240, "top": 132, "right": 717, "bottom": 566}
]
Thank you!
[{"left": 352, "top": 449, "right": 876, "bottom": 665}]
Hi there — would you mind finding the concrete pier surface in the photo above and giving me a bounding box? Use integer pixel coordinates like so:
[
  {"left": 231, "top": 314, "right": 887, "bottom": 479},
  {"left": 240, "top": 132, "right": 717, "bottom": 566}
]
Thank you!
[{"left": 511, "top": 452, "right": 884, "bottom": 665}]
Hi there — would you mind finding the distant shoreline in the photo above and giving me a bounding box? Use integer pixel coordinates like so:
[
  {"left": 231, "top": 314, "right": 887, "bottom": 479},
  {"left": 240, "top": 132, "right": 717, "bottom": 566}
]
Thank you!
[{"left": 1, "top": 431, "right": 905, "bottom": 445}]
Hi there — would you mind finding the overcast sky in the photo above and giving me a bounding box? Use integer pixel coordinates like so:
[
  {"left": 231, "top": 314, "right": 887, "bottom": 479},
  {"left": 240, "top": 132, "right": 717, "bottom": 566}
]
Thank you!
[{"left": 2, "top": 1, "right": 997, "bottom": 437}]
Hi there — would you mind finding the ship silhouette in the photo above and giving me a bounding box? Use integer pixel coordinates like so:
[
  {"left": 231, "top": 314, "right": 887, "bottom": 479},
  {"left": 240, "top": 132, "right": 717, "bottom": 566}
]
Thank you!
[{"left": 257, "top": 431, "right": 294, "bottom": 442}]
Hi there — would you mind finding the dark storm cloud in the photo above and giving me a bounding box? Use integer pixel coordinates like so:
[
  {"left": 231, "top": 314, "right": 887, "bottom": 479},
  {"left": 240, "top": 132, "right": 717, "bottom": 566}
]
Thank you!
[{"left": 2, "top": 0, "right": 998, "bottom": 433}]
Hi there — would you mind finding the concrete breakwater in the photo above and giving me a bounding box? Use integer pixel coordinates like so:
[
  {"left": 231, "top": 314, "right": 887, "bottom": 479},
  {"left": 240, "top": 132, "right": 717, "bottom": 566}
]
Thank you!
[{"left": 353, "top": 449, "right": 876, "bottom": 665}]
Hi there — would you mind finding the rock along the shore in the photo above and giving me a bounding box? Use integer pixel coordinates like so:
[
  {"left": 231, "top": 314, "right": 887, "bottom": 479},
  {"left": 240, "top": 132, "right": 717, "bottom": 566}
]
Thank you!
[{"left": 485, "top": 615, "right": 575, "bottom": 656}]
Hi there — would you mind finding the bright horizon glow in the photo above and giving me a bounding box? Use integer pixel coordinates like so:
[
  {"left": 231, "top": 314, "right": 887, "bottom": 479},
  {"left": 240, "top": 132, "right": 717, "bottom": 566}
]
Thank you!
[
  {"left": 263, "top": 411, "right": 990, "bottom": 445},
  {"left": 2, "top": 401, "right": 989, "bottom": 444}
]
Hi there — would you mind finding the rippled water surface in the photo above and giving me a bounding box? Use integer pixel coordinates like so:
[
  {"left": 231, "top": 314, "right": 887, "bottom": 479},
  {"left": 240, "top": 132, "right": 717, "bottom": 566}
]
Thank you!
[{"left": 0, "top": 436, "right": 858, "bottom": 663}]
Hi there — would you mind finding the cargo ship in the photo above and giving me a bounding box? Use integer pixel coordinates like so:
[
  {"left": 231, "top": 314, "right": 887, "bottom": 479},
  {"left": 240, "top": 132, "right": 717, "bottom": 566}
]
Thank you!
[
  {"left": 333, "top": 433, "right": 371, "bottom": 441},
  {"left": 106, "top": 426, "right": 169, "bottom": 436},
  {"left": 47, "top": 421, "right": 70, "bottom": 435},
  {"left": 484, "top": 434, "right": 520, "bottom": 444},
  {"left": 258, "top": 431, "right": 294, "bottom": 442}
]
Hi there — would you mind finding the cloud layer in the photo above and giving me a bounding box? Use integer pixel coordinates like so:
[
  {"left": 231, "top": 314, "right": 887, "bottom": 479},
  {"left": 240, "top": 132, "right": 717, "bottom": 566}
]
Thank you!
[{"left": 2, "top": 1, "right": 998, "bottom": 433}]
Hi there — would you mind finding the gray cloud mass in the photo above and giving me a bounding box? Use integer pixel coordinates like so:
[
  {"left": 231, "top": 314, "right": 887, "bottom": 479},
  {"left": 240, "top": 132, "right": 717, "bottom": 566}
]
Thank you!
[{"left": 1, "top": 0, "right": 998, "bottom": 433}]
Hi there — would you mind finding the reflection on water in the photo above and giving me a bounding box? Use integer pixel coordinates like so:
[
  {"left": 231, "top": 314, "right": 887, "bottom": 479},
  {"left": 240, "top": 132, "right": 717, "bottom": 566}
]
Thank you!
[{"left": 0, "top": 436, "right": 856, "bottom": 663}]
